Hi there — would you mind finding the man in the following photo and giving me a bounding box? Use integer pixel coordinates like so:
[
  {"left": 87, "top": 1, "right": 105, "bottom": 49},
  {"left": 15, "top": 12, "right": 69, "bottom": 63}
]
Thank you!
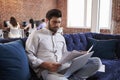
[{"left": 26, "top": 9, "right": 101, "bottom": 80}]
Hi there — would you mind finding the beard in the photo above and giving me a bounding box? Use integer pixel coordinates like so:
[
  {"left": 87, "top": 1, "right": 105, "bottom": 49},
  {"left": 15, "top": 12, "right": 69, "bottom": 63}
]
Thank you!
[{"left": 48, "top": 22, "right": 59, "bottom": 33}]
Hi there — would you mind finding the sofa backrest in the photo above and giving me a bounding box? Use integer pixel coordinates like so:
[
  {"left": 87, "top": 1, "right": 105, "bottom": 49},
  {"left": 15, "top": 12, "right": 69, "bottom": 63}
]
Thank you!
[
  {"left": 64, "top": 32, "right": 120, "bottom": 59},
  {"left": 63, "top": 32, "right": 94, "bottom": 51}
]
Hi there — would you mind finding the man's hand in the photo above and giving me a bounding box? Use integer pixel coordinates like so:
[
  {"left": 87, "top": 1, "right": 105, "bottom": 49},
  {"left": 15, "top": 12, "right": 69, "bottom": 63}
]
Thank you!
[{"left": 40, "top": 62, "right": 61, "bottom": 72}]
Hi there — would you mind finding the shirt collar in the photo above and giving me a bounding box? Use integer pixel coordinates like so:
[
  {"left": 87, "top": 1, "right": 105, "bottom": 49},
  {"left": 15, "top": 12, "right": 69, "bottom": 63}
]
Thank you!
[{"left": 43, "top": 28, "right": 60, "bottom": 35}]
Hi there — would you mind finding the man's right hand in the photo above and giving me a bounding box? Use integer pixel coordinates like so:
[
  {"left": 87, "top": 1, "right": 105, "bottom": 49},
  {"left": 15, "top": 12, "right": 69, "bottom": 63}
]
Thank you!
[{"left": 40, "top": 62, "right": 61, "bottom": 72}]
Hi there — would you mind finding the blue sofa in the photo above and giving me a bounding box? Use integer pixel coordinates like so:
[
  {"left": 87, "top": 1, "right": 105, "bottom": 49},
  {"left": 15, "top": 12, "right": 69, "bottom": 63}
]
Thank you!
[
  {"left": 0, "top": 32, "right": 120, "bottom": 80},
  {"left": 64, "top": 32, "right": 120, "bottom": 80}
]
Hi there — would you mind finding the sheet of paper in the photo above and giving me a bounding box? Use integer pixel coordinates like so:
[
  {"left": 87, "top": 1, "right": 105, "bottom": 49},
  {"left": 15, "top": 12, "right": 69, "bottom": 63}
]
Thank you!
[
  {"left": 59, "top": 45, "right": 93, "bottom": 64},
  {"left": 98, "top": 64, "right": 105, "bottom": 72},
  {"left": 87, "top": 45, "right": 93, "bottom": 53},
  {"left": 59, "top": 51, "right": 84, "bottom": 64}
]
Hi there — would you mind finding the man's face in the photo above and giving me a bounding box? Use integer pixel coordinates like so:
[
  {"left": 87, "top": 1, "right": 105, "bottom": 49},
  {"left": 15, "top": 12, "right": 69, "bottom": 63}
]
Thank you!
[{"left": 47, "top": 17, "right": 62, "bottom": 33}]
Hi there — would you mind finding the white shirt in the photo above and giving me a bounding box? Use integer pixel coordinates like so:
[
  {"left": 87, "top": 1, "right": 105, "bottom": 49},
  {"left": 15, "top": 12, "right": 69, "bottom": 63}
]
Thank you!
[
  {"left": 7, "top": 21, "right": 22, "bottom": 38},
  {"left": 26, "top": 28, "right": 68, "bottom": 74},
  {"left": 7, "top": 21, "right": 20, "bottom": 29},
  {"left": 37, "top": 22, "right": 46, "bottom": 30}
]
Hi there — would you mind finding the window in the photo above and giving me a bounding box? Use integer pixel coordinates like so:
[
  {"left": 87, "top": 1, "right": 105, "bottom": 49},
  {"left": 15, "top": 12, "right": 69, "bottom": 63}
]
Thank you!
[
  {"left": 99, "top": 0, "right": 112, "bottom": 28},
  {"left": 67, "top": 0, "right": 112, "bottom": 30}
]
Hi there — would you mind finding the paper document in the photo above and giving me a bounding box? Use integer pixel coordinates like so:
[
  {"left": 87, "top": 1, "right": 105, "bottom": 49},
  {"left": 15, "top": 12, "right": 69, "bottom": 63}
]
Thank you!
[
  {"left": 87, "top": 45, "right": 93, "bottom": 53},
  {"left": 59, "top": 45, "right": 93, "bottom": 64},
  {"left": 98, "top": 64, "right": 105, "bottom": 72},
  {"left": 59, "top": 51, "right": 84, "bottom": 64}
]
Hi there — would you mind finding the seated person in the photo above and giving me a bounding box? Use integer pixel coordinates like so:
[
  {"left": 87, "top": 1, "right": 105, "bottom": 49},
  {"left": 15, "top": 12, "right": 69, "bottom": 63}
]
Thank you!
[
  {"left": 37, "top": 19, "right": 46, "bottom": 30},
  {"left": 24, "top": 18, "right": 36, "bottom": 37},
  {"left": 6, "top": 16, "right": 22, "bottom": 38},
  {"left": 26, "top": 9, "right": 101, "bottom": 80}
]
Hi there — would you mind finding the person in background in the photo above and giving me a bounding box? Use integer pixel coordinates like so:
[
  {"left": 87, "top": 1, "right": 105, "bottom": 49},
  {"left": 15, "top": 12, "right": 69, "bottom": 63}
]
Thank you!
[
  {"left": 2, "top": 20, "right": 8, "bottom": 38},
  {"left": 26, "top": 9, "right": 101, "bottom": 80},
  {"left": 24, "top": 18, "right": 36, "bottom": 37},
  {"left": 6, "top": 16, "right": 22, "bottom": 38},
  {"left": 37, "top": 18, "right": 46, "bottom": 30},
  {"left": 3, "top": 20, "right": 8, "bottom": 27}
]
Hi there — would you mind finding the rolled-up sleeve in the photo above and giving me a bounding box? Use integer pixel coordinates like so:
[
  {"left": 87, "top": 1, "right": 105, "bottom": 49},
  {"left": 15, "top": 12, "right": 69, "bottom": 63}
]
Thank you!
[{"left": 26, "top": 31, "right": 43, "bottom": 68}]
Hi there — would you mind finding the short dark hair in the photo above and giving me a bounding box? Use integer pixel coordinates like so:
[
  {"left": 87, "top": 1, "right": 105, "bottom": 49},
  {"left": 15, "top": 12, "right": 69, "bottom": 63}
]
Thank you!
[{"left": 46, "top": 9, "right": 62, "bottom": 20}]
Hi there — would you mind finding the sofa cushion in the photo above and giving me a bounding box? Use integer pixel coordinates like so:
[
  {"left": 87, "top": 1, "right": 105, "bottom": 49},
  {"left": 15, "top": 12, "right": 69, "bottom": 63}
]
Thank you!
[
  {"left": 87, "top": 37, "right": 117, "bottom": 59},
  {"left": 0, "top": 38, "right": 27, "bottom": 47},
  {"left": 0, "top": 38, "right": 20, "bottom": 43},
  {"left": 0, "top": 40, "right": 30, "bottom": 80}
]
